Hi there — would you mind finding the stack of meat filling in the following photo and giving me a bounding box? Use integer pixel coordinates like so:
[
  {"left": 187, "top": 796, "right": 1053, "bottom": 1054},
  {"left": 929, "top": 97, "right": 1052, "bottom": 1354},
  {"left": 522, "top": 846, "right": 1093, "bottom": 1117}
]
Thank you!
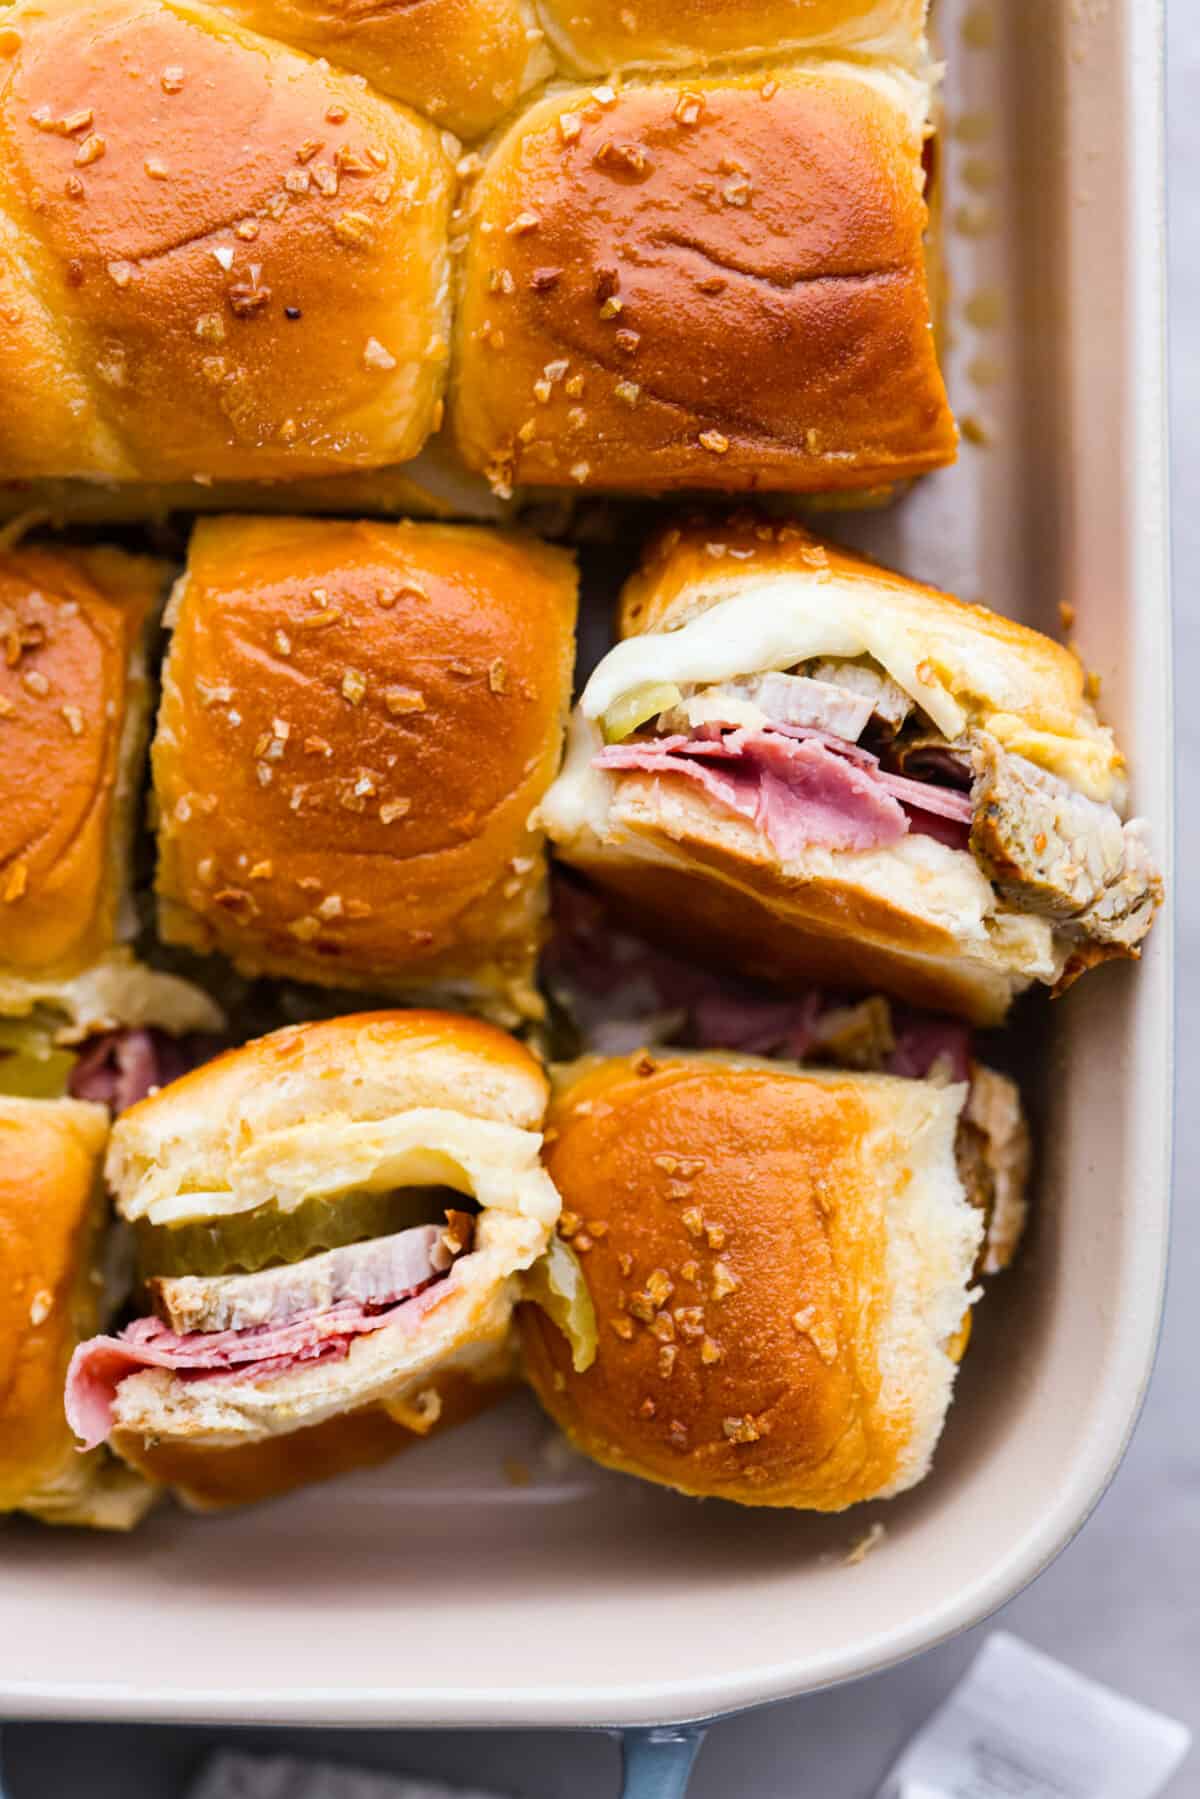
[{"left": 542, "top": 518, "right": 1162, "bottom": 1025}]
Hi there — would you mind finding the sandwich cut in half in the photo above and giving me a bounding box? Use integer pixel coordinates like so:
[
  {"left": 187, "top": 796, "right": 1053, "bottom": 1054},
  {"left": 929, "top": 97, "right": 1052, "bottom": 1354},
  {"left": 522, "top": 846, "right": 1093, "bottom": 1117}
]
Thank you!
[
  {"left": 66, "top": 1012, "right": 566, "bottom": 1509},
  {"left": 519, "top": 1038, "right": 1021, "bottom": 1512},
  {"left": 540, "top": 518, "right": 1163, "bottom": 1025}
]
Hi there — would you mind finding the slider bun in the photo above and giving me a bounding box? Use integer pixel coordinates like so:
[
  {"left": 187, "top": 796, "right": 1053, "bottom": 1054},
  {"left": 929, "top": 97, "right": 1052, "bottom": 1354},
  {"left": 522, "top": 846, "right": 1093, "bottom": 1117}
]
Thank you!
[
  {"left": 0, "top": 1097, "right": 153, "bottom": 1527},
  {"left": 152, "top": 517, "right": 576, "bottom": 1022},
  {"left": 201, "top": 0, "right": 550, "bottom": 139},
  {"left": 539, "top": 0, "right": 927, "bottom": 78},
  {"left": 108, "top": 1009, "right": 552, "bottom": 1220},
  {"left": 453, "top": 68, "right": 953, "bottom": 495},
  {"left": 0, "top": 542, "right": 162, "bottom": 984},
  {"left": 112, "top": 1354, "right": 513, "bottom": 1508},
  {"left": 520, "top": 1053, "right": 981, "bottom": 1510},
  {"left": 202, "top": 0, "right": 552, "bottom": 139},
  {"left": 0, "top": 0, "right": 454, "bottom": 482},
  {"left": 616, "top": 519, "right": 1119, "bottom": 795}
]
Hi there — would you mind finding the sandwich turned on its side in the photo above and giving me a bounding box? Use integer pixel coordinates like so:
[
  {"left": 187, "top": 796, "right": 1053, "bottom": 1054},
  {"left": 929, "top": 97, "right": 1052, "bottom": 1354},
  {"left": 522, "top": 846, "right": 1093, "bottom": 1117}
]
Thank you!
[
  {"left": 540, "top": 518, "right": 1162, "bottom": 1025},
  {"left": 66, "top": 1012, "right": 571, "bottom": 1509}
]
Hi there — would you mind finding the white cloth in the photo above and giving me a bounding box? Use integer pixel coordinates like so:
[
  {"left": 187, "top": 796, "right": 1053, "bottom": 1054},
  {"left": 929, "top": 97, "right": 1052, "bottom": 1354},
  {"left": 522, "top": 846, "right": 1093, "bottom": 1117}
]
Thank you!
[{"left": 876, "top": 1632, "right": 1191, "bottom": 1799}]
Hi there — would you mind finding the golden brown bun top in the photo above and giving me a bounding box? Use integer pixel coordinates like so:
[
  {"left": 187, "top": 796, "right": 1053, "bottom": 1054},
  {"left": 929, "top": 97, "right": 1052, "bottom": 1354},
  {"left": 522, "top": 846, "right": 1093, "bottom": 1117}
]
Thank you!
[
  {"left": 0, "top": 1096, "right": 109, "bottom": 1508},
  {"left": 607, "top": 516, "right": 1123, "bottom": 799},
  {"left": 125, "top": 1005, "right": 547, "bottom": 1125},
  {"left": 539, "top": 0, "right": 927, "bottom": 77},
  {"left": 0, "top": 0, "right": 454, "bottom": 482},
  {"left": 0, "top": 541, "right": 162, "bottom": 976},
  {"left": 452, "top": 67, "right": 953, "bottom": 496},
  {"left": 153, "top": 515, "right": 576, "bottom": 987},
  {"left": 108, "top": 1008, "right": 552, "bottom": 1219},
  {"left": 204, "top": 0, "right": 551, "bottom": 140},
  {"left": 521, "top": 1052, "right": 971, "bottom": 1508}
]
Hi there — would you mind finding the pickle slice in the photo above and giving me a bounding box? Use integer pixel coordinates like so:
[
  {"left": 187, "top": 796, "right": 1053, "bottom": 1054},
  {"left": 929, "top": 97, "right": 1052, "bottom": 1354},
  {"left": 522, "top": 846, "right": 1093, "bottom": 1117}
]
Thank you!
[
  {"left": 136, "top": 1186, "right": 460, "bottom": 1280},
  {"left": 0, "top": 1018, "right": 76, "bottom": 1099},
  {"left": 600, "top": 681, "right": 682, "bottom": 744},
  {"left": 522, "top": 1237, "right": 597, "bottom": 1373}
]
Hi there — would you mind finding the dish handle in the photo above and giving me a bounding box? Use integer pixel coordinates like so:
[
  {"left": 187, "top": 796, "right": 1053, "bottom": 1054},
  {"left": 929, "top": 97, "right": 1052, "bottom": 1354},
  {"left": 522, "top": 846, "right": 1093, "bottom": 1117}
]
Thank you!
[{"left": 617, "top": 1725, "right": 708, "bottom": 1799}]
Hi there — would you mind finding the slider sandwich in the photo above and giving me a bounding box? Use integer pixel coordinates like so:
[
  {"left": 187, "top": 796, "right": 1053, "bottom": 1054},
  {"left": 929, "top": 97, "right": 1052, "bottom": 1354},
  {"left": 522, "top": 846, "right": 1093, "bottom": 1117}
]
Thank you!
[
  {"left": 1, "top": 1097, "right": 154, "bottom": 1528},
  {"left": 0, "top": 0, "right": 454, "bottom": 484},
  {"left": 152, "top": 517, "right": 577, "bottom": 1024},
  {"left": 0, "top": 536, "right": 223, "bottom": 1095},
  {"left": 520, "top": 1043, "right": 1021, "bottom": 1511},
  {"left": 453, "top": 55, "right": 953, "bottom": 497},
  {"left": 66, "top": 1013, "right": 572, "bottom": 1509},
  {"left": 540, "top": 519, "right": 1162, "bottom": 1024}
]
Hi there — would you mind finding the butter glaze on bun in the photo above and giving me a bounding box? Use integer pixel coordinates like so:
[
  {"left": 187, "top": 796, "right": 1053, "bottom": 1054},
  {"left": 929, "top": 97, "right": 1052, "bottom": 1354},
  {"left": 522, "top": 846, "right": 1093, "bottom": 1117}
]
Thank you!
[
  {"left": 452, "top": 67, "right": 953, "bottom": 496},
  {"left": 0, "top": 1097, "right": 154, "bottom": 1527},
  {"left": 519, "top": 1052, "right": 982, "bottom": 1510},
  {"left": 537, "top": 0, "right": 928, "bottom": 77},
  {"left": 201, "top": 0, "right": 552, "bottom": 140},
  {"left": 0, "top": 0, "right": 454, "bottom": 483},
  {"left": 152, "top": 516, "right": 577, "bottom": 1022}
]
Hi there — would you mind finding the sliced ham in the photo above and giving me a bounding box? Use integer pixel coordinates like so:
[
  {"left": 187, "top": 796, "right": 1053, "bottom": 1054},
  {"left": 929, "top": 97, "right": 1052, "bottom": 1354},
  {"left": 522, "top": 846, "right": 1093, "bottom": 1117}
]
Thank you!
[
  {"left": 546, "top": 878, "right": 977, "bottom": 1081},
  {"left": 595, "top": 725, "right": 972, "bottom": 861},
  {"left": 66, "top": 1231, "right": 449, "bottom": 1450},
  {"left": 67, "top": 1028, "right": 224, "bottom": 1114},
  {"left": 596, "top": 730, "right": 910, "bottom": 858},
  {"left": 887, "top": 1012, "right": 973, "bottom": 1084}
]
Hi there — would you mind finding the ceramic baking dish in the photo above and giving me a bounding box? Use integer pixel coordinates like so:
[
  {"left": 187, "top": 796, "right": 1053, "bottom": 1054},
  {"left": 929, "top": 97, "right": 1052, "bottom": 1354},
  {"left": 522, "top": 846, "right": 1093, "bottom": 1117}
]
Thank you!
[{"left": 0, "top": 0, "right": 1172, "bottom": 1781}]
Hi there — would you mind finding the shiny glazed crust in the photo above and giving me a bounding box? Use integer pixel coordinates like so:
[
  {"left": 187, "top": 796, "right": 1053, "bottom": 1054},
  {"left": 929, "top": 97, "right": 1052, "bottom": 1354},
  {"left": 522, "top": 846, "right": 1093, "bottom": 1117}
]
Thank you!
[
  {"left": 0, "top": 1096, "right": 152, "bottom": 1525},
  {"left": 199, "top": 0, "right": 552, "bottom": 139},
  {"left": 152, "top": 516, "right": 576, "bottom": 1020},
  {"left": 452, "top": 67, "right": 954, "bottom": 495},
  {"left": 0, "top": 541, "right": 162, "bottom": 985},
  {"left": 537, "top": 0, "right": 927, "bottom": 76},
  {"left": 0, "top": 0, "right": 454, "bottom": 482},
  {"left": 519, "top": 1053, "right": 981, "bottom": 1510}
]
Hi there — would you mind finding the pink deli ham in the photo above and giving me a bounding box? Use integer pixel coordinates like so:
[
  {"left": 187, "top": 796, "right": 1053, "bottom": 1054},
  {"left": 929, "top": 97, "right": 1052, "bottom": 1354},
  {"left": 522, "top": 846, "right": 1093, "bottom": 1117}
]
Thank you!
[
  {"left": 67, "top": 1027, "right": 224, "bottom": 1114},
  {"left": 65, "top": 1230, "right": 447, "bottom": 1451},
  {"left": 594, "top": 727, "right": 973, "bottom": 859}
]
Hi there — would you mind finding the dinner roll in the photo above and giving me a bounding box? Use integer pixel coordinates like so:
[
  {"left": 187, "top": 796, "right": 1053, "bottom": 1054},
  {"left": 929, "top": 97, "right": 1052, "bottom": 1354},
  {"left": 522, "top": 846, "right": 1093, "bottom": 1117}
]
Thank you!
[
  {"left": 519, "top": 1052, "right": 982, "bottom": 1509},
  {"left": 0, "top": 1096, "right": 155, "bottom": 1527},
  {"left": 0, "top": 0, "right": 454, "bottom": 483},
  {"left": 152, "top": 516, "right": 577, "bottom": 1022},
  {"left": 202, "top": 0, "right": 552, "bottom": 139},
  {"left": 452, "top": 66, "right": 953, "bottom": 496},
  {"left": 537, "top": 0, "right": 928, "bottom": 79}
]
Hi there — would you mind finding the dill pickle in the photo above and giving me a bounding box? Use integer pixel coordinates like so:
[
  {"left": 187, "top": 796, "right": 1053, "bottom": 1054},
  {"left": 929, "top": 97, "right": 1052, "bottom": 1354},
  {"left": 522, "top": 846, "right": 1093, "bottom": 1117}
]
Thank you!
[
  {"left": 522, "top": 1237, "right": 597, "bottom": 1373},
  {"left": 136, "top": 1186, "right": 459, "bottom": 1279},
  {"left": 0, "top": 1018, "right": 76, "bottom": 1099},
  {"left": 600, "top": 681, "right": 682, "bottom": 744}
]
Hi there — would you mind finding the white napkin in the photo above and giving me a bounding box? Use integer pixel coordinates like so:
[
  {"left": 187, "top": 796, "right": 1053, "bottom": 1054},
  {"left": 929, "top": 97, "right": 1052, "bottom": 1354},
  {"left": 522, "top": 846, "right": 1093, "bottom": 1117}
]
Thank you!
[
  {"left": 189, "top": 1752, "right": 506, "bottom": 1799},
  {"left": 876, "top": 1632, "right": 1191, "bottom": 1799}
]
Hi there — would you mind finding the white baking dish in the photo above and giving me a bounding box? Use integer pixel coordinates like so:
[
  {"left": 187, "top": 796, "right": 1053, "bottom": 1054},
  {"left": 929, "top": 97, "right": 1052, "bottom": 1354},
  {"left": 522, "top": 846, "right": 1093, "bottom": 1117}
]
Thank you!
[{"left": 0, "top": 0, "right": 1171, "bottom": 1745}]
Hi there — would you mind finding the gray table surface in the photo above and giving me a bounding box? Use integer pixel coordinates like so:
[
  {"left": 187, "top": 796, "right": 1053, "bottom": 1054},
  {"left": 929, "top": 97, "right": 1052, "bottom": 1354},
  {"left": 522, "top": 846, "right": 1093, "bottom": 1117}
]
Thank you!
[{"left": 7, "top": 7, "right": 1199, "bottom": 1796}]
